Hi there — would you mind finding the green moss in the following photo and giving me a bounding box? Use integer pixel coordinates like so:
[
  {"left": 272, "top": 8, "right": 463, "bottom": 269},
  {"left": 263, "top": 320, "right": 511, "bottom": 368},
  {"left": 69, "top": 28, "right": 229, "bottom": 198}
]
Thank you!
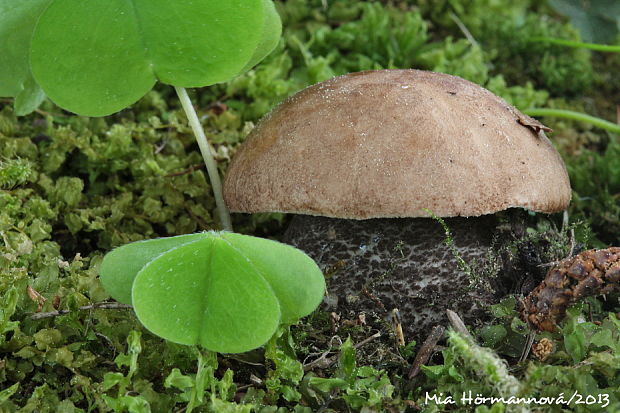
[
  {"left": 568, "top": 138, "right": 620, "bottom": 246},
  {"left": 0, "top": 158, "right": 34, "bottom": 189},
  {"left": 0, "top": 0, "right": 618, "bottom": 411}
]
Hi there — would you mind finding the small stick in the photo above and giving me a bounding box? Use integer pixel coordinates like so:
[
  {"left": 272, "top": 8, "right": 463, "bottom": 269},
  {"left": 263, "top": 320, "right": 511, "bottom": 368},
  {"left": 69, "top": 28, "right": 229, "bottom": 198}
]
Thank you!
[
  {"left": 446, "top": 309, "right": 474, "bottom": 341},
  {"left": 302, "top": 336, "right": 342, "bottom": 367},
  {"left": 448, "top": 12, "right": 479, "bottom": 48},
  {"left": 30, "top": 302, "right": 132, "bottom": 320},
  {"left": 154, "top": 140, "right": 167, "bottom": 154},
  {"left": 165, "top": 163, "right": 206, "bottom": 177},
  {"left": 303, "top": 332, "right": 381, "bottom": 372},
  {"left": 226, "top": 356, "right": 264, "bottom": 367},
  {"left": 35, "top": 108, "right": 69, "bottom": 118},
  {"left": 568, "top": 228, "right": 576, "bottom": 258},
  {"left": 518, "top": 331, "right": 536, "bottom": 363},
  {"left": 361, "top": 287, "right": 385, "bottom": 311},
  {"left": 408, "top": 325, "right": 445, "bottom": 379},
  {"left": 391, "top": 308, "right": 405, "bottom": 347}
]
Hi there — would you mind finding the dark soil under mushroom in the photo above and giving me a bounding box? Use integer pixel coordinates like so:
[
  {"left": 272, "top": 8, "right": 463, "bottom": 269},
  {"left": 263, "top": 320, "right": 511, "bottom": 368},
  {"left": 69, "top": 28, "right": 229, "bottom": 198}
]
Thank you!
[{"left": 283, "top": 215, "right": 511, "bottom": 341}]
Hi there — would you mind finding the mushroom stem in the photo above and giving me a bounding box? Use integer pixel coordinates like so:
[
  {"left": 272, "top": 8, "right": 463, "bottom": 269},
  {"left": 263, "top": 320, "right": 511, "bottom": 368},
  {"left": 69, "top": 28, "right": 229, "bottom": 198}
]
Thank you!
[
  {"left": 283, "top": 215, "right": 503, "bottom": 340},
  {"left": 175, "top": 87, "right": 233, "bottom": 231}
]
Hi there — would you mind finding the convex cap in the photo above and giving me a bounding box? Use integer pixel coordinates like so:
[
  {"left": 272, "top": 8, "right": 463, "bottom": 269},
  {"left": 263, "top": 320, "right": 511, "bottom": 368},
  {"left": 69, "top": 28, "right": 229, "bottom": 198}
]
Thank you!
[{"left": 224, "top": 69, "right": 571, "bottom": 219}]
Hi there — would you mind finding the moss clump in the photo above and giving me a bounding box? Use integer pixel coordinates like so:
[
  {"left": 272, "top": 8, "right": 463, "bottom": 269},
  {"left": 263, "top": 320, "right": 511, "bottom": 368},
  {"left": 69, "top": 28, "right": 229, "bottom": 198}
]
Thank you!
[{"left": 0, "top": 158, "right": 34, "bottom": 189}]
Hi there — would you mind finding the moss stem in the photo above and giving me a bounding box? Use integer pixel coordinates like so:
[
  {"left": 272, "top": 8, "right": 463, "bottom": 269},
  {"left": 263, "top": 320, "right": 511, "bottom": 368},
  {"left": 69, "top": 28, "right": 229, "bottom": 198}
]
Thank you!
[{"left": 175, "top": 87, "right": 233, "bottom": 231}]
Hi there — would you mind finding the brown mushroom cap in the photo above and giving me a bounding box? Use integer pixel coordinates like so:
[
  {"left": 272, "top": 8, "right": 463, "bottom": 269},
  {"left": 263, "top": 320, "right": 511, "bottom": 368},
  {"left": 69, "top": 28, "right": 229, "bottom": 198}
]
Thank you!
[{"left": 224, "top": 69, "right": 571, "bottom": 219}]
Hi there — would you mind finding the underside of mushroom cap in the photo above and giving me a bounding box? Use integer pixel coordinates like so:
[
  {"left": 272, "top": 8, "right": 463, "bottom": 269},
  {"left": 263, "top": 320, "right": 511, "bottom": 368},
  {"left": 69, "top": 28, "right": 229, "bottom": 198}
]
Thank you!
[{"left": 224, "top": 69, "right": 571, "bottom": 219}]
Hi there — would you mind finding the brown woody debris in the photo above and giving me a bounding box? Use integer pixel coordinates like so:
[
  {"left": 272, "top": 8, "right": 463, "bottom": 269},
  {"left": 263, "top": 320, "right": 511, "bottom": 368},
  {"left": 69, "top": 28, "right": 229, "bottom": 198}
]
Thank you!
[
  {"left": 330, "top": 312, "right": 341, "bottom": 332},
  {"left": 408, "top": 325, "right": 445, "bottom": 379},
  {"left": 391, "top": 308, "right": 405, "bottom": 347},
  {"left": 521, "top": 247, "right": 620, "bottom": 331}
]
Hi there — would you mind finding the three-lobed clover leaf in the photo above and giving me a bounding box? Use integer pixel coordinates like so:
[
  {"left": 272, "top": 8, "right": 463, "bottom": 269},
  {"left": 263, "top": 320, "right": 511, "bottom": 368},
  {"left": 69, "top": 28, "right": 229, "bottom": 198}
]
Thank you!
[
  {"left": 99, "top": 232, "right": 325, "bottom": 354},
  {"left": 1, "top": 0, "right": 281, "bottom": 116}
]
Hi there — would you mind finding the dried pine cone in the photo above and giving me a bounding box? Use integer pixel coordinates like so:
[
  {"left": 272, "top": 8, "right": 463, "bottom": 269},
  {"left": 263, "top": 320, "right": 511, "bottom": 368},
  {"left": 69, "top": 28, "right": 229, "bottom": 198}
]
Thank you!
[{"left": 520, "top": 248, "right": 620, "bottom": 332}]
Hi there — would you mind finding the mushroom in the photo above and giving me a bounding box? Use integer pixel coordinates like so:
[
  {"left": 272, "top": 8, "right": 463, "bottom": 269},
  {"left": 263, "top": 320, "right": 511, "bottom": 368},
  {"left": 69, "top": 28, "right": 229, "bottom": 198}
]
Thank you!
[{"left": 223, "top": 69, "right": 571, "bottom": 340}]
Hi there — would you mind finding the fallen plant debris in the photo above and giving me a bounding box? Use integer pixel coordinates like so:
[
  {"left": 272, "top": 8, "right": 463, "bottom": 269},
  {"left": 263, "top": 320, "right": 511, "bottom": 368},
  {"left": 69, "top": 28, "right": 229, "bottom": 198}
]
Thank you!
[
  {"left": 521, "top": 247, "right": 620, "bottom": 331},
  {"left": 29, "top": 302, "right": 133, "bottom": 321},
  {"left": 302, "top": 332, "right": 381, "bottom": 372},
  {"left": 532, "top": 337, "right": 555, "bottom": 361},
  {"left": 408, "top": 325, "right": 445, "bottom": 379}
]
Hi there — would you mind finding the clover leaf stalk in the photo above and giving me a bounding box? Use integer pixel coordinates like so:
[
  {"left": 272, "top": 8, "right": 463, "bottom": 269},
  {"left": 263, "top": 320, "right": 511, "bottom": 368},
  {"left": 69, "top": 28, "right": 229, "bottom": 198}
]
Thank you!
[
  {"left": 528, "top": 37, "right": 620, "bottom": 53},
  {"left": 175, "top": 86, "right": 232, "bottom": 231},
  {"left": 523, "top": 108, "right": 620, "bottom": 135}
]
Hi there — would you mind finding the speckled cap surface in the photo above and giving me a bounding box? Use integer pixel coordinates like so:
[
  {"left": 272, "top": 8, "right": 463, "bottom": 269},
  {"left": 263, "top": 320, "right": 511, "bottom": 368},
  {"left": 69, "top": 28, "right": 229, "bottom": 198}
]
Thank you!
[{"left": 223, "top": 69, "right": 571, "bottom": 219}]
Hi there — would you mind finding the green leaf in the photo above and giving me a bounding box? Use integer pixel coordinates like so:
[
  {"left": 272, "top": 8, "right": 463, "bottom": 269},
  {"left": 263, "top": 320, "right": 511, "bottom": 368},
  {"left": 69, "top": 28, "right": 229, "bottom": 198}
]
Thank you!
[
  {"left": 217, "top": 369, "right": 236, "bottom": 401},
  {"left": 265, "top": 329, "right": 304, "bottom": 386},
  {"left": 119, "top": 395, "right": 151, "bottom": 413},
  {"left": 102, "top": 372, "right": 125, "bottom": 392},
  {"left": 337, "top": 338, "right": 357, "bottom": 383},
  {"left": 127, "top": 232, "right": 324, "bottom": 353},
  {"left": 564, "top": 330, "right": 587, "bottom": 363},
  {"left": 220, "top": 232, "right": 325, "bottom": 324},
  {"left": 399, "top": 340, "right": 417, "bottom": 359},
  {"left": 0, "top": 286, "right": 19, "bottom": 345},
  {"left": 549, "top": 0, "right": 620, "bottom": 43},
  {"left": 0, "top": 0, "right": 50, "bottom": 115},
  {"left": 421, "top": 364, "right": 446, "bottom": 380},
  {"left": 13, "top": 74, "right": 46, "bottom": 116},
  {"left": 30, "top": 0, "right": 281, "bottom": 116},
  {"left": 509, "top": 316, "right": 529, "bottom": 336},
  {"left": 307, "top": 377, "right": 348, "bottom": 393},
  {"left": 164, "top": 368, "right": 195, "bottom": 390},
  {"left": 132, "top": 235, "right": 278, "bottom": 353},
  {"left": 489, "top": 296, "right": 517, "bottom": 318},
  {"left": 590, "top": 329, "right": 615, "bottom": 350},
  {"left": 447, "top": 365, "right": 465, "bottom": 383},
  {"left": 479, "top": 325, "right": 507, "bottom": 348},
  {"left": 0, "top": 383, "right": 19, "bottom": 403},
  {"left": 281, "top": 385, "right": 302, "bottom": 403},
  {"left": 239, "top": 0, "right": 283, "bottom": 73},
  {"left": 195, "top": 350, "right": 217, "bottom": 401},
  {"left": 99, "top": 232, "right": 210, "bottom": 305}
]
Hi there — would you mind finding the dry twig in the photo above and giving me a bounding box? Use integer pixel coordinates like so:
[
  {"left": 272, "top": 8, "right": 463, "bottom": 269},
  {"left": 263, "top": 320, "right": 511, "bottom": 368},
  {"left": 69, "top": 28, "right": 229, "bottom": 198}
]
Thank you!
[
  {"left": 303, "top": 332, "right": 381, "bottom": 372},
  {"left": 165, "top": 163, "right": 206, "bottom": 177},
  {"left": 30, "top": 302, "right": 132, "bottom": 320},
  {"left": 446, "top": 309, "right": 474, "bottom": 341},
  {"left": 408, "top": 325, "right": 445, "bottom": 379},
  {"left": 518, "top": 331, "right": 536, "bottom": 363}
]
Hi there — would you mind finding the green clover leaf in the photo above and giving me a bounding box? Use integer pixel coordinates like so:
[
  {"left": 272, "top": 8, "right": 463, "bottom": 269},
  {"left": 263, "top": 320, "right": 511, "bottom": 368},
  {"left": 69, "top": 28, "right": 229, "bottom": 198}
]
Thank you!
[
  {"left": 99, "top": 232, "right": 210, "bottom": 306},
  {"left": 0, "top": 0, "right": 50, "bottom": 115},
  {"left": 1, "top": 0, "right": 281, "bottom": 116},
  {"left": 99, "top": 232, "right": 325, "bottom": 353},
  {"left": 30, "top": 0, "right": 281, "bottom": 116}
]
